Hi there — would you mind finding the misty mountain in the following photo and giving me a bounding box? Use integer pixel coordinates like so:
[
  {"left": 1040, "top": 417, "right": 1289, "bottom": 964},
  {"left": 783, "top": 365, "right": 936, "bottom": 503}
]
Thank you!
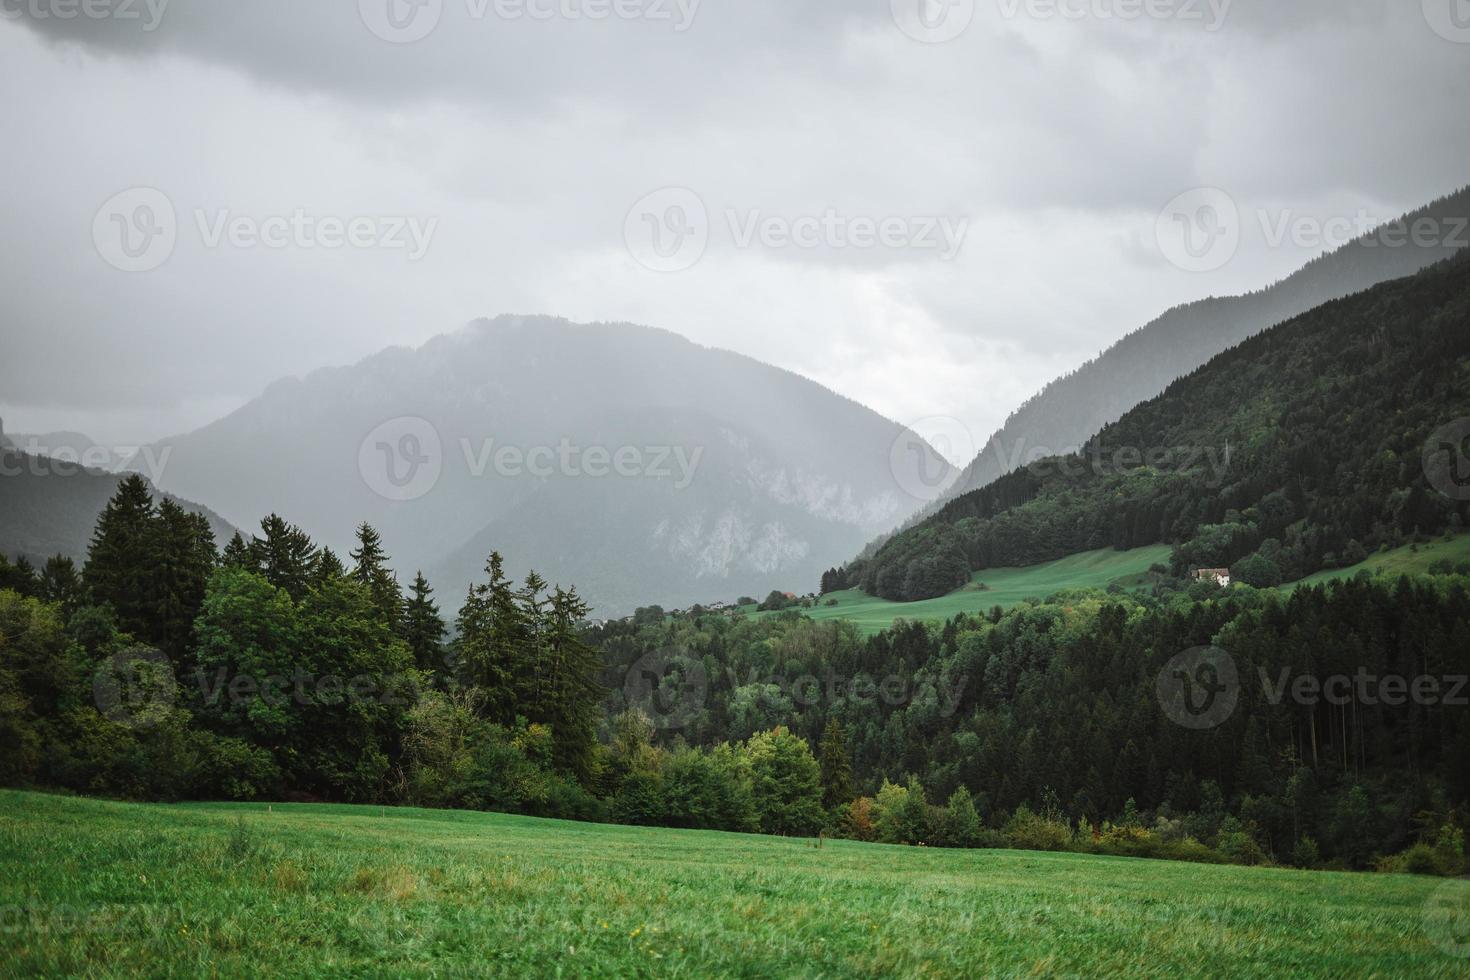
[
  {"left": 136, "top": 317, "right": 951, "bottom": 615},
  {"left": 0, "top": 438, "right": 236, "bottom": 566},
  {"left": 872, "top": 186, "right": 1470, "bottom": 553}
]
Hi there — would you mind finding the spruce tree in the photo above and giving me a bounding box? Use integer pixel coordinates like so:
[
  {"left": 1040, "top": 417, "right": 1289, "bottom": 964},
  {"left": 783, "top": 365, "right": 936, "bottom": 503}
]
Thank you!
[
  {"left": 221, "top": 532, "right": 254, "bottom": 570},
  {"left": 541, "top": 584, "right": 605, "bottom": 782},
  {"left": 252, "top": 514, "right": 318, "bottom": 601},
  {"left": 315, "top": 547, "right": 347, "bottom": 586},
  {"left": 457, "top": 552, "right": 529, "bottom": 722},
  {"left": 39, "top": 555, "right": 81, "bottom": 610},
  {"left": 83, "top": 474, "right": 157, "bottom": 638},
  {"left": 818, "top": 717, "right": 854, "bottom": 809},
  {"left": 350, "top": 522, "right": 402, "bottom": 629},
  {"left": 150, "top": 498, "right": 217, "bottom": 660},
  {"left": 401, "top": 571, "right": 446, "bottom": 672}
]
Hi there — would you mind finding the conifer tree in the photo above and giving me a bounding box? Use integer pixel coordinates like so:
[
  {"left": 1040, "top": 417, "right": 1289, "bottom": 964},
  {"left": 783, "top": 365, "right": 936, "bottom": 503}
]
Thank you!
[
  {"left": 83, "top": 474, "right": 157, "bottom": 638},
  {"left": 314, "top": 547, "right": 347, "bottom": 586},
  {"left": 38, "top": 555, "right": 81, "bottom": 610},
  {"left": 350, "top": 522, "right": 402, "bottom": 629},
  {"left": 818, "top": 717, "right": 854, "bottom": 809},
  {"left": 401, "top": 571, "right": 446, "bottom": 672},
  {"left": 541, "top": 584, "right": 605, "bottom": 782},
  {"left": 221, "top": 532, "right": 254, "bottom": 570},
  {"left": 457, "top": 551, "right": 529, "bottom": 722},
  {"left": 252, "top": 514, "right": 318, "bottom": 601}
]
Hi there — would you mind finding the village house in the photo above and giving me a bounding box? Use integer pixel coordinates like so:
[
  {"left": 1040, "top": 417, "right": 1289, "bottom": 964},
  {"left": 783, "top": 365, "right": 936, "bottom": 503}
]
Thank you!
[{"left": 1192, "top": 568, "right": 1232, "bottom": 587}]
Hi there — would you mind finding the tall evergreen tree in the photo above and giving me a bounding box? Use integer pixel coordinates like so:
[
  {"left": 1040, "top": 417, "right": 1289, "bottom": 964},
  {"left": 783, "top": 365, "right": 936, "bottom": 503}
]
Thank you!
[
  {"left": 457, "top": 552, "right": 529, "bottom": 722},
  {"left": 38, "top": 555, "right": 81, "bottom": 610},
  {"left": 150, "top": 498, "right": 217, "bottom": 660},
  {"left": 401, "top": 571, "right": 446, "bottom": 672},
  {"left": 221, "top": 532, "right": 255, "bottom": 570},
  {"left": 82, "top": 474, "right": 157, "bottom": 638},
  {"left": 540, "top": 585, "right": 605, "bottom": 782},
  {"left": 818, "top": 717, "right": 854, "bottom": 809},
  {"left": 251, "top": 514, "right": 318, "bottom": 601},
  {"left": 315, "top": 547, "right": 347, "bottom": 586},
  {"left": 350, "top": 522, "right": 402, "bottom": 630}
]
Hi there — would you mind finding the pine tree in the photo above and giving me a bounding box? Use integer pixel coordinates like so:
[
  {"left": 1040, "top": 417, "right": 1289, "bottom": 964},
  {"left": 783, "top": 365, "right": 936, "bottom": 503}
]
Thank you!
[
  {"left": 350, "top": 522, "right": 402, "bottom": 630},
  {"left": 252, "top": 514, "right": 318, "bottom": 601},
  {"left": 38, "top": 555, "right": 81, "bottom": 610},
  {"left": 150, "top": 498, "right": 217, "bottom": 660},
  {"left": 541, "top": 584, "right": 605, "bottom": 782},
  {"left": 400, "top": 571, "right": 446, "bottom": 672},
  {"left": 818, "top": 717, "right": 854, "bottom": 809},
  {"left": 82, "top": 474, "right": 157, "bottom": 638},
  {"left": 221, "top": 532, "right": 254, "bottom": 570},
  {"left": 519, "top": 571, "right": 549, "bottom": 712},
  {"left": 457, "top": 551, "right": 529, "bottom": 722},
  {"left": 314, "top": 547, "right": 347, "bottom": 586}
]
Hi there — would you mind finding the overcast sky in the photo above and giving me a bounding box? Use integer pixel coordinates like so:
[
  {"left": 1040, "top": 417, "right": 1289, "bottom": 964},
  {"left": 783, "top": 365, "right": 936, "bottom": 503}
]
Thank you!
[{"left": 1, "top": 0, "right": 1467, "bottom": 456}]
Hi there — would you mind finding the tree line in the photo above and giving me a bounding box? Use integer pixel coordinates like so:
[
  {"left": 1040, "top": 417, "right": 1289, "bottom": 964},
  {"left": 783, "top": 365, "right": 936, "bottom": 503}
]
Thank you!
[{"left": 2, "top": 474, "right": 1467, "bottom": 874}]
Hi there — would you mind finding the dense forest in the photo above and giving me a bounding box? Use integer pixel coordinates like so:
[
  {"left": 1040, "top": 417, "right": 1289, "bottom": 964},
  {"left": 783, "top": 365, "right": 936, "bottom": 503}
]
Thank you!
[
  {"left": 847, "top": 251, "right": 1470, "bottom": 602},
  {"left": 2, "top": 475, "right": 1467, "bottom": 875}
]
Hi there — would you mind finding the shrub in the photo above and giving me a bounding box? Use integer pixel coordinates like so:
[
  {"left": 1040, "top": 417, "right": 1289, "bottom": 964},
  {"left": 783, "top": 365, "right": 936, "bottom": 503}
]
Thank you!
[
  {"left": 1292, "top": 836, "right": 1321, "bottom": 870},
  {"left": 1004, "top": 805, "right": 1072, "bottom": 852}
]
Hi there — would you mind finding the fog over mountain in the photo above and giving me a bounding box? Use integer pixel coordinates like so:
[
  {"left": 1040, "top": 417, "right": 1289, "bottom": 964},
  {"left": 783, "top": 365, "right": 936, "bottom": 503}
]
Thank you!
[{"left": 135, "top": 317, "right": 951, "bottom": 614}]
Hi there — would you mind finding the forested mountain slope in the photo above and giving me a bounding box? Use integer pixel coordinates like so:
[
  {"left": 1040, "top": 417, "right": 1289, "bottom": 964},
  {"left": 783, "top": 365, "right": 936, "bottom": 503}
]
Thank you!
[
  {"left": 852, "top": 251, "right": 1470, "bottom": 600},
  {"left": 855, "top": 187, "right": 1470, "bottom": 564}
]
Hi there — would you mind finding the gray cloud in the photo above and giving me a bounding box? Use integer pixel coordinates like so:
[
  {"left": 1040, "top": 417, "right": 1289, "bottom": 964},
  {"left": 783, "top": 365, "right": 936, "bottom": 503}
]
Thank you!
[{"left": 1, "top": 1, "right": 1466, "bottom": 451}]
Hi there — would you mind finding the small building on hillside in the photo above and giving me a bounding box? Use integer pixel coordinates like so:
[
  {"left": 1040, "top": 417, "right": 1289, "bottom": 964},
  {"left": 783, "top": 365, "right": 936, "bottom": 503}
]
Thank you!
[{"left": 1192, "top": 568, "right": 1232, "bottom": 587}]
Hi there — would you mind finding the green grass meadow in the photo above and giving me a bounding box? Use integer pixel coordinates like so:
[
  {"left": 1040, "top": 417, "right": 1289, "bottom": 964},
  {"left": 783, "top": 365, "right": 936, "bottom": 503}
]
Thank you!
[
  {"left": 2, "top": 790, "right": 1467, "bottom": 977},
  {"left": 755, "top": 535, "right": 1470, "bottom": 637},
  {"left": 766, "top": 545, "right": 1173, "bottom": 635}
]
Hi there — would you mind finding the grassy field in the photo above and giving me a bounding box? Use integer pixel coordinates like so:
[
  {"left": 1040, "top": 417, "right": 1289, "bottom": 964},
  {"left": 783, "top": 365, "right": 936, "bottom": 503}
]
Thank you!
[
  {"left": 751, "top": 535, "right": 1470, "bottom": 637},
  {"left": 2, "top": 791, "right": 1466, "bottom": 977},
  {"left": 1285, "top": 533, "right": 1470, "bottom": 592},
  {"left": 758, "top": 545, "right": 1173, "bottom": 635}
]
